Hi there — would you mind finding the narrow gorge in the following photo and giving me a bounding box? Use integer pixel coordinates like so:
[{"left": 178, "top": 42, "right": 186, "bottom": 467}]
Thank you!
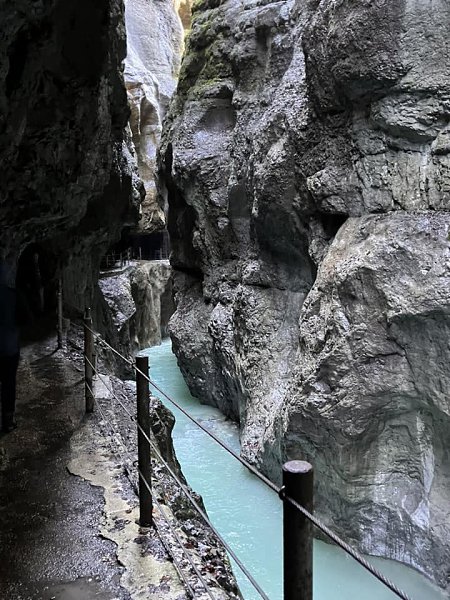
[
  {"left": 159, "top": 0, "right": 450, "bottom": 593},
  {"left": 1, "top": 0, "right": 449, "bottom": 598}
]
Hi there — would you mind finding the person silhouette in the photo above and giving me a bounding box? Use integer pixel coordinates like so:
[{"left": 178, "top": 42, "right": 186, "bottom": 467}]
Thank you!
[{"left": 0, "top": 260, "right": 20, "bottom": 433}]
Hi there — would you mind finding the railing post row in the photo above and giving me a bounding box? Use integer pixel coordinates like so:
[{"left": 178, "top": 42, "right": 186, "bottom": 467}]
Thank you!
[
  {"left": 283, "top": 460, "right": 314, "bottom": 600},
  {"left": 83, "top": 307, "right": 94, "bottom": 414},
  {"left": 136, "top": 354, "right": 153, "bottom": 527}
]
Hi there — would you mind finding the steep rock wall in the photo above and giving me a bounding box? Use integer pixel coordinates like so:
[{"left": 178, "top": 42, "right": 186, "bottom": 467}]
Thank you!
[
  {"left": 125, "top": 0, "right": 188, "bottom": 233},
  {"left": 99, "top": 261, "right": 173, "bottom": 355},
  {"left": 159, "top": 0, "right": 450, "bottom": 588},
  {"left": 0, "top": 0, "right": 141, "bottom": 316}
]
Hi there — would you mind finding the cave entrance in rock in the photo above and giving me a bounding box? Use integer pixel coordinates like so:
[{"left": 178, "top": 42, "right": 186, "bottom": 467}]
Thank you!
[
  {"left": 128, "top": 230, "right": 170, "bottom": 260},
  {"left": 102, "top": 230, "right": 170, "bottom": 267},
  {"left": 16, "top": 243, "right": 59, "bottom": 341}
]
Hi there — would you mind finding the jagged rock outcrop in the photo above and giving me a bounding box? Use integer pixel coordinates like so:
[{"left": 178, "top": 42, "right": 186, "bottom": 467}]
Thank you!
[
  {"left": 99, "top": 260, "right": 174, "bottom": 355},
  {"left": 0, "top": 0, "right": 141, "bottom": 319},
  {"left": 273, "top": 212, "right": 450, "bottom": 586},
  {"left": 125, "top": 0, "right": 188, "bottom": 232},
  {"left": 159, "top": 0, "right": 450, "bottom": 589}
]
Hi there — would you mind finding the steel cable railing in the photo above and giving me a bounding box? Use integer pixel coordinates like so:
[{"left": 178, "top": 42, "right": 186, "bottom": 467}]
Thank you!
[
  {"left": 135, "top": 364, "right": 414, "bottom": 600},
  {"left": 89, "top": 370, "right": 206, "bottom": 600},
  {"left": 88, "top": 368, "right": 218, "bottom": 600},
  {"left": 279, "top": 491, "right": 414, "bottom": 600},
  {"left": 96, "top": 403, "right": 200, "bottom": 599},
  {"left": 139, "top": 470, "right": 218, "bottom": 600},
  {"left": 84, "top": 324, "right": 415, "bottom": 600},
  {"left": 89, "top": 357, "right": 269, "bottom": 600}
]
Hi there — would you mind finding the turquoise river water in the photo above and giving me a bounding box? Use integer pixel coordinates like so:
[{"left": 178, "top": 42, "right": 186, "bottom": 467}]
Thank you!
[{"left": 144, "top": 340, "right": 446, "bottom": 600}]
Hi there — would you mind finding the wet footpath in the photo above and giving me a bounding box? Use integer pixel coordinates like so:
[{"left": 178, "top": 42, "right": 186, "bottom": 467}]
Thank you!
[{"left": 0, "top": 336, "right": 185, "bottom": 600}]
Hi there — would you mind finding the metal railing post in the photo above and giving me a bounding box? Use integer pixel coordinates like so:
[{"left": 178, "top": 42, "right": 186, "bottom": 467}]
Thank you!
[
  {"left": 57, "top": 277, "right": 64, "bottom": 350},
  {"left": 283, "top": 460, "right": 313, "bottom": 600},
  {"left": 83, "top": 307, "right": 95, "bottom": 413},
  {"left": 136, "top": 354, "right": 153, "bottom": 526}
]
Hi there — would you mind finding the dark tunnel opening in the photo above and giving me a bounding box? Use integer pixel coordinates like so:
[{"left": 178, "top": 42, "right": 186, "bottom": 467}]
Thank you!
[
  {"left": 16, "top": 244, "right": 59, "bottom": 342},
  {"left": 101, "top": 230, "right": 170, "bottom": 270}
]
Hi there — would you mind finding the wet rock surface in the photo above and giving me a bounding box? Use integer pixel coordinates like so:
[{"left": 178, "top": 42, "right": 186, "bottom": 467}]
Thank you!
[
  {"left": 0, "top": 0, "right": 141, "bottom": 318},
  {"left": 159, "top": 0, "right": 450, "bottom": 589},
  {"left": 98, "top": 260, "right": 174, "bottom": 354},
  {"left": 276, "top": 212, "right": 450, "bottom": 586},
  {"left": 125, "top": 0, "right": 189, "bottom": 233},
  {"left": 0, "top": 328, "right": 239, "bottom": 599},
  {"left": 86, "top": 352, "right": 240, "bottom": 599},
  {"left": 0, "top": 338, "right": 129, "bottom": 600}
]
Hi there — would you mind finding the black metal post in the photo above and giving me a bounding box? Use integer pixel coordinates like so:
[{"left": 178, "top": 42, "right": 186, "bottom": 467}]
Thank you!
[
  {"left": 283, "top": 460, "right": 313, "bottom": 600},
  {"left": 57, "top": 277, "right": 63, "bottom": 350},
  {"left": 83, "top": 307, "right": 94, "bottom": 413},
  {"left": 136, "top": 354, "right": 152, "bottom": 526}
]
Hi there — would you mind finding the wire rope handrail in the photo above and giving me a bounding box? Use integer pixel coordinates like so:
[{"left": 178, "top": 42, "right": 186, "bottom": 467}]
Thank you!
[
  {"left": 90, "top": 383, "right": 214, "bottom": 599},
  {"left": 89, "top": 359, "right": 269, "bottom": 600},
  {"left": 280, "top": 491, "right": 414, "bottom": 600},
  {"left": 139, "top": 470, "right": 219, "bottom": 600},
  {"left": 85, "top": 325, "right": 279, "bottom": 493},
  {"left": 147, "top": 436, "right": 271, "bottom": 599},
  {"left": 86, "top": 325, "right": 416, "bottom": 600}
]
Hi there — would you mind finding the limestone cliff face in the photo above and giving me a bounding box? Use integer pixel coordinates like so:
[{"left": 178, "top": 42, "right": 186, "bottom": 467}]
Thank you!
[
  {"left": 125, "top": 0, "right": 188, "bottom": 233},
  {"left": 0, "top": 0, "right": 141, "bottom": 316},
  {"left": 99, "top": 261, "right": 173, "bottom": 355},
  {"left": 160, "top": 0, "right": 450, "bottom": 588}
]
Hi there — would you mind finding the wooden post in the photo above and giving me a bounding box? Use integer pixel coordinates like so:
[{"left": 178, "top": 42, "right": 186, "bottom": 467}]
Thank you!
[
  {"left": 57, "top": 277, "right": 64, "bottom": 350},
  {"left": 83, "top": 308, "right": 95, "bottom": 413},
  {"left": 283, "top": 460, "right": 313, "bottom": 600},
  {"left": 136, "top": 354, "right": 152, "bottom": 526}
]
